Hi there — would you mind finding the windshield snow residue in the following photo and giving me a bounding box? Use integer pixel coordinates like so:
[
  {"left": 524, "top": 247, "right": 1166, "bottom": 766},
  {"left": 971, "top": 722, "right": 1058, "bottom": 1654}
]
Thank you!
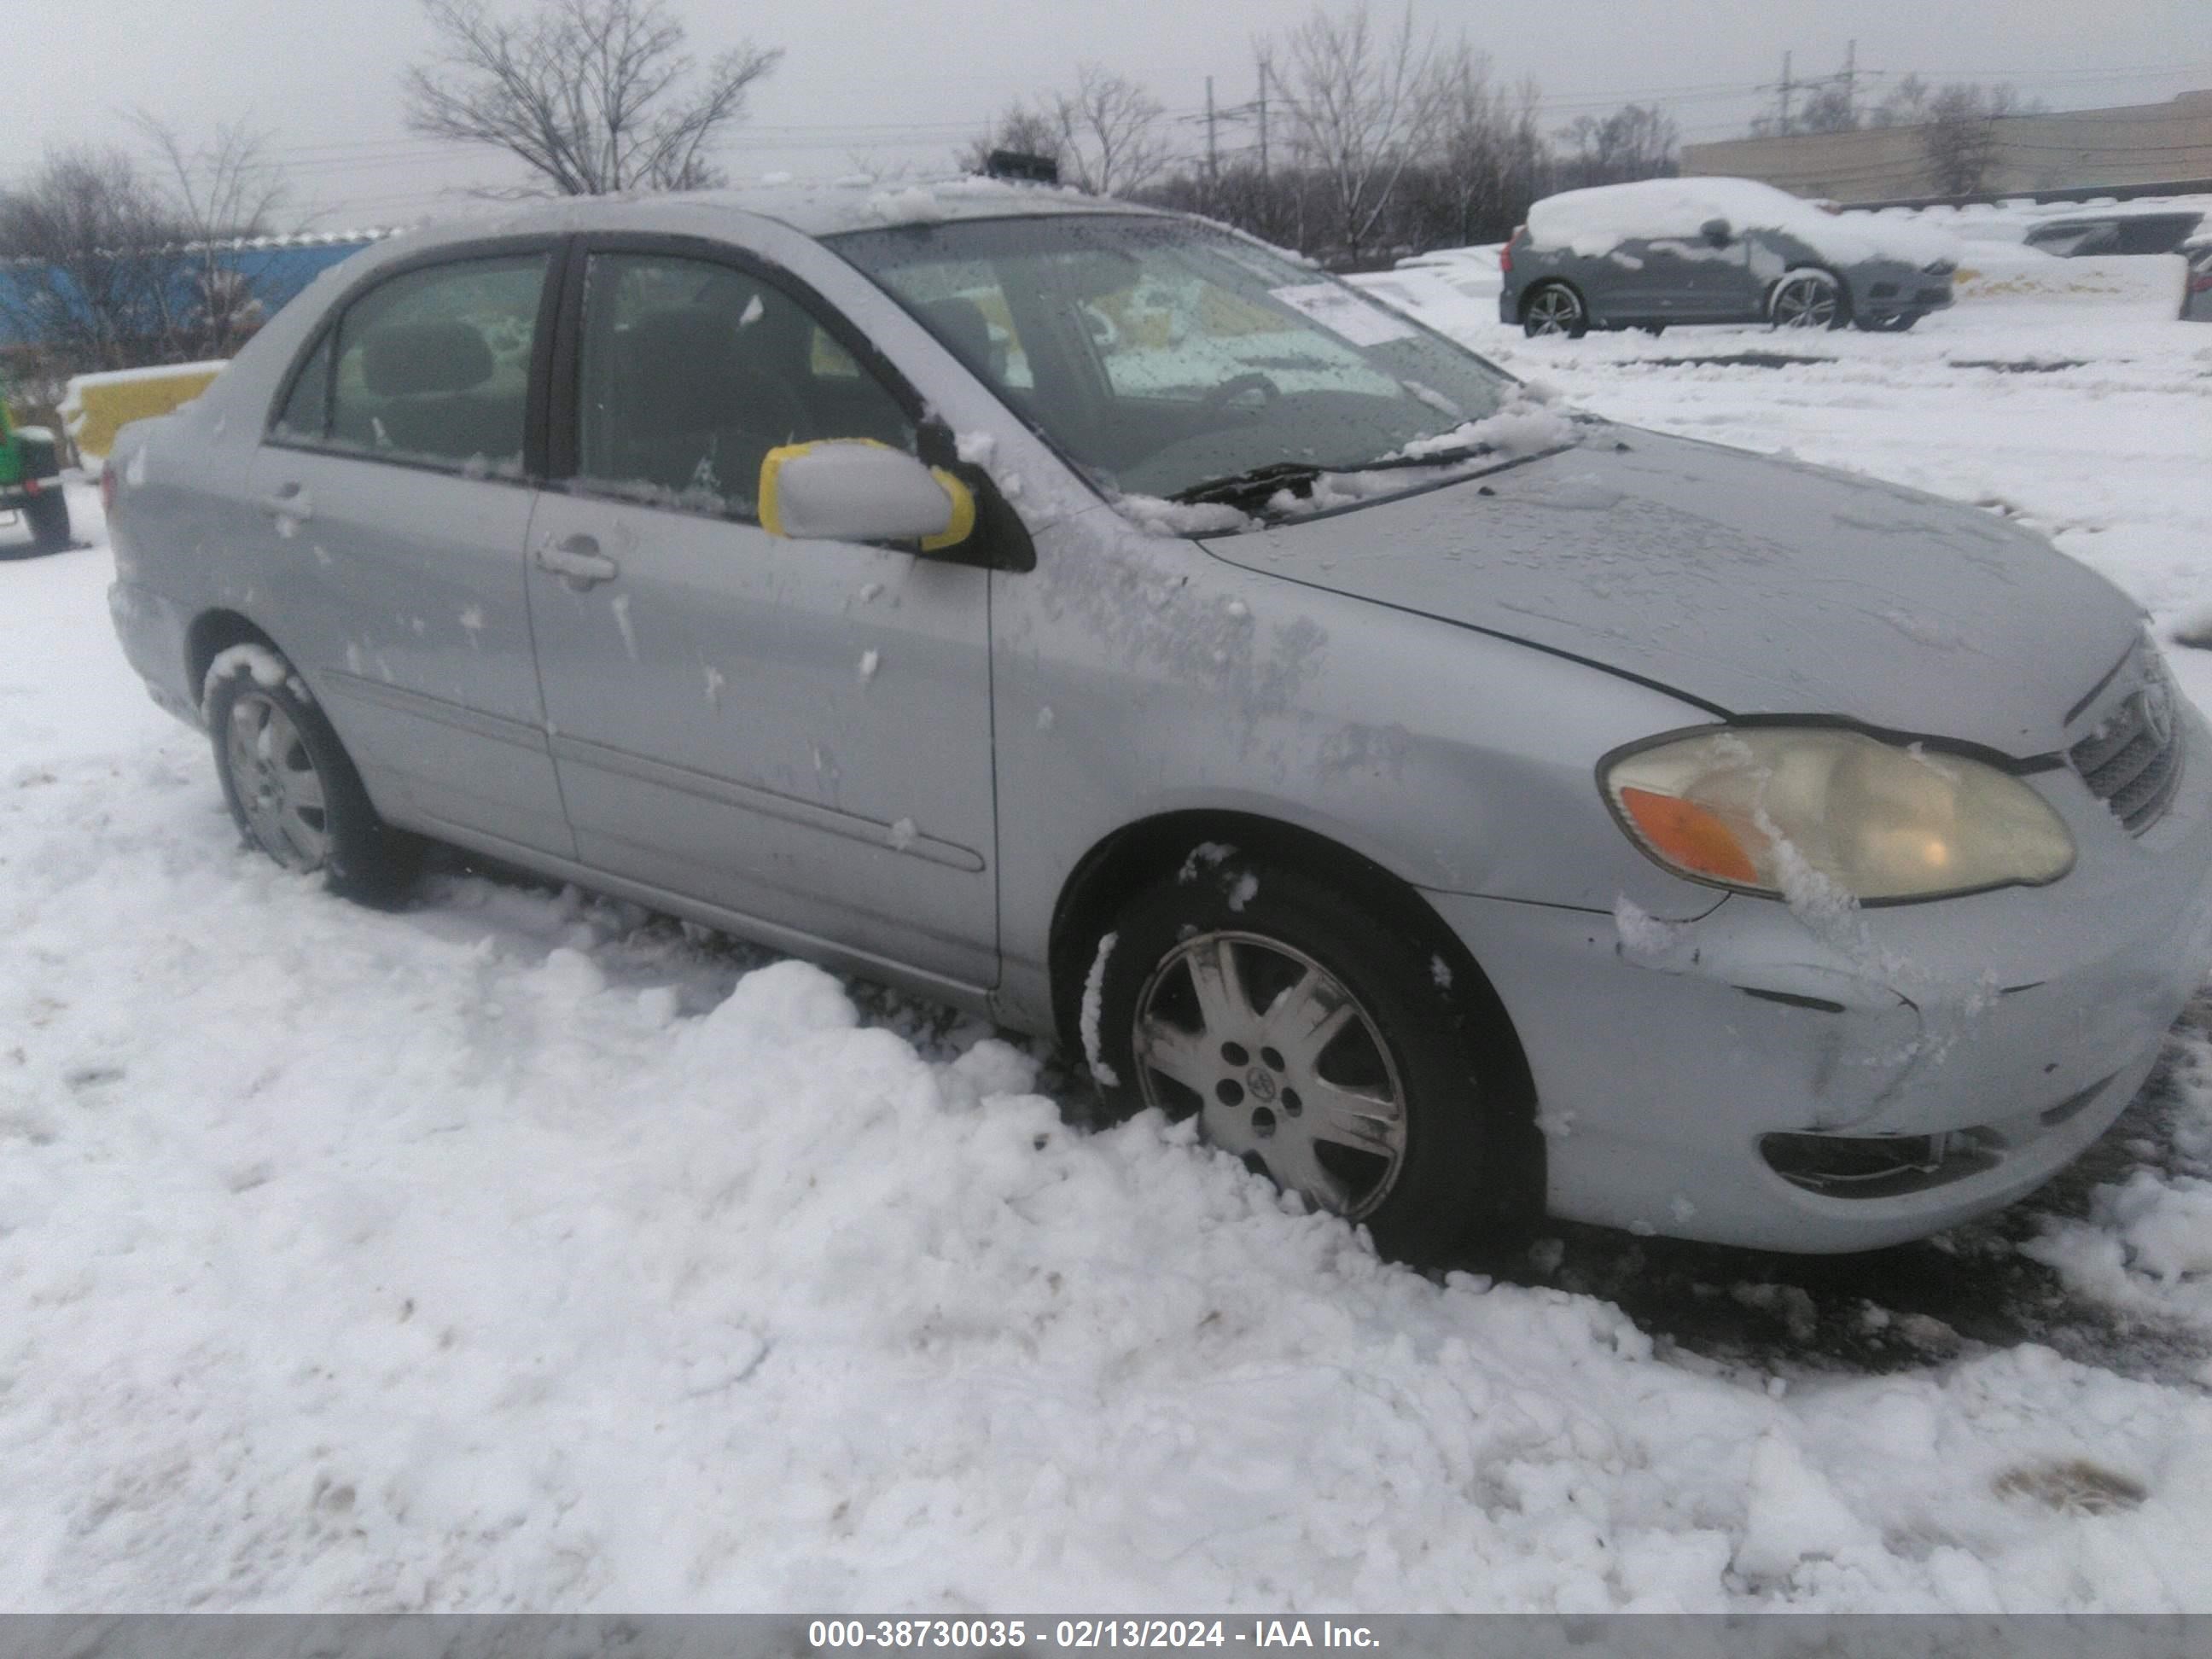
[
  {"left": 831, "top": 213, "right": 1522, "bottom": 505},
  {"left": 1109, "top": 389, "right": 1584, "bottom": 535}
]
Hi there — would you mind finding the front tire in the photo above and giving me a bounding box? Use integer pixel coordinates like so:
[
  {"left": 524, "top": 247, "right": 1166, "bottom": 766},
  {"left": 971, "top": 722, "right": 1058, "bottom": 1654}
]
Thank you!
[
  {"left": 1771, "top": 270, "right": 1847, "bottom": 329},
  {"left": 1086, "top": 853, "right": 1503, "bottom": 1261},
  {"left": 1521, "top": 282, "right": 1588, "bottom": 339},
  {"left": 1854, "top": 310, "right": 1922, "bottom": 333},
  {"left": 207, "top": 654, "right": 421, "bottom": 904}
]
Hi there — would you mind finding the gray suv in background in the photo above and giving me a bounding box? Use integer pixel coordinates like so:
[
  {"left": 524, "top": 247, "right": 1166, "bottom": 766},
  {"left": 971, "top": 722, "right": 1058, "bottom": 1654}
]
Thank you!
[{"left": 1500, "top": 177, "right": 1959, "bottom": 336}]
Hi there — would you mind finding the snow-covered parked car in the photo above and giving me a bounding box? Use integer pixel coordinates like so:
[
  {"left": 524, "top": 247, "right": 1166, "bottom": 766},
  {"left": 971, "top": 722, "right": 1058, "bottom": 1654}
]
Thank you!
[
  {"left": 2184, "top": 228, "right": 2212, "bottom": 321},
  {"left": 1501, "top": 177, "right": 1960, "bottom": 336},
  {"left": 106, "top": 183, "right": 2212, "bottom": 1260}
]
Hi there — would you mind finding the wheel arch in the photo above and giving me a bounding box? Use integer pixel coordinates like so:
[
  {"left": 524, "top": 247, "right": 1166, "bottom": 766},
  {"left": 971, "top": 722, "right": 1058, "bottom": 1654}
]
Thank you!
[
  {"left": 1048, "top": 808, "right": 1543, "bottom": 1203},
  {"left": 1518, "top": 276, "right": 1586, "bottom": 322},
  {"left": 184, "top": 608, "right": 285, "bottom": 709}
]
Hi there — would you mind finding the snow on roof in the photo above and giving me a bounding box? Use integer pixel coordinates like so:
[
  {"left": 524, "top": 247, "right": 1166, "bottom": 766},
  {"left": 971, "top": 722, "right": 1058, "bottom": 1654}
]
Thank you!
[
  {"left": 370, "top": 177, "right": 1157, "bottom": 253},
  {"left": 1527, "top": 177, "right": 1959, "bottom": 266}
]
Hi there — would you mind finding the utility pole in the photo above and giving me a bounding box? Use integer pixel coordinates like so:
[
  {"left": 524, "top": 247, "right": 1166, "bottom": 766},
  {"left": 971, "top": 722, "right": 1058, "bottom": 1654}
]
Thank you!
[
  {"left": 1256, "top": 59, "right": 1270, "bottom": 180},
  {"left": 1842, "top": 38, "right": 1857, "bottom": 125},
  {"left": 1205, "top": 76, "right": 1220, "bottom": 189},
  {"left": 1778, "top": 50, "right": 1794, "bottom": 135}
]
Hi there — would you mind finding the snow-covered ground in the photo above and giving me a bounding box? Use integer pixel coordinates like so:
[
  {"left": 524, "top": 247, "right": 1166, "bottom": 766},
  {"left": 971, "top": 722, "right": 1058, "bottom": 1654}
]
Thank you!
[{"left": 5, "top": 261, "right": 2212, "bottom": 1612}]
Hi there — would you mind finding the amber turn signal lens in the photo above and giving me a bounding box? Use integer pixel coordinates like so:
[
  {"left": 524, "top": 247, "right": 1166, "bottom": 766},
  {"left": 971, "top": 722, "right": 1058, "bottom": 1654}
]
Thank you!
[{"left": 1617, "top": 787, "right": 1759, "bottom": 886}]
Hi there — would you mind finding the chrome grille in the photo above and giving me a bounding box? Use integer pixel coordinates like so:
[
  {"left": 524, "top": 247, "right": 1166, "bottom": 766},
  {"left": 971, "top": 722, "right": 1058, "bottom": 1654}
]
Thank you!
[{"left": 2070, "top": 650, "right": 2184, "bottom": 834}]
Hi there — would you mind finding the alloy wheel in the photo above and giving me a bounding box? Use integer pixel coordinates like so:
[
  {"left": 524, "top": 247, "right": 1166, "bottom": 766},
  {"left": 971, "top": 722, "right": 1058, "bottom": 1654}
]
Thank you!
[
  {"left": 225, "top": 690, "right": 330, "bottom": 871},
  {"left": 1525, "top": 287, "right": 1582, "bottom": 336},
  {"left": 1773, "top": 275, "right": 1840, "bottom": 329},
  {"left": 1132, "top": 931, "right": 1409, "bottom": 1220}
]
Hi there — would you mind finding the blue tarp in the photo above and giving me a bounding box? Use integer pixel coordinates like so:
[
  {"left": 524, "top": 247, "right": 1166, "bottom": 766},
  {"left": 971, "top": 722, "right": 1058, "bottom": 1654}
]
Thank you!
[{"left": 0, "top": 236, "right": 383, "bottom": 350}]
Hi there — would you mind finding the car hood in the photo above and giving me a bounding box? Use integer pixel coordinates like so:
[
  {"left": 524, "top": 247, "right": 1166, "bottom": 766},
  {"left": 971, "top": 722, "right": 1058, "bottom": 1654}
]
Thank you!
[{"left": 1197, "top": 428, "right": 2139, "bottom": 758}]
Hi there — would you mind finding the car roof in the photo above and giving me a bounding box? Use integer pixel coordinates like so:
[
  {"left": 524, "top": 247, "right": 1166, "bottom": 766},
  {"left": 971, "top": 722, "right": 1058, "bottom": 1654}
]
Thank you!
[
  {"left": 2027, "top": 207, "right": 2203, "bottom": 231},
  {"left": 376, "top": 177, "right": 1168, "bottom": 254}
]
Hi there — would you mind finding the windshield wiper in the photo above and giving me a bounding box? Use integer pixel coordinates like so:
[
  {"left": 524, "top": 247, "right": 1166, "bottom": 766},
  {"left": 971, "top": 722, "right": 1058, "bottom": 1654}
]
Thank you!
[
  {"left": 1168, "top": 431, "right": 1558, "bottom": 516},
  {"left": 1167, "top": 460, "right": 1329, "bottom": 512},
  {"left": 1359, "top": 441, "right": 1498, "bottom": 471}
]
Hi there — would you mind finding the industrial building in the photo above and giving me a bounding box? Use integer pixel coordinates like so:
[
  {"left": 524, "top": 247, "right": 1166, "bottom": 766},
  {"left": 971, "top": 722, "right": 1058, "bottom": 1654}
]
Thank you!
[{"left": 1681, "top": 90, "right": 2212, "bottom": 207}]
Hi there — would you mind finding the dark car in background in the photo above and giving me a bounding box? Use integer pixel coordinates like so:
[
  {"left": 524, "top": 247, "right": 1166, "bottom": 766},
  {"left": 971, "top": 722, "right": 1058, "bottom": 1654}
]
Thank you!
[
  {"left": 1500, "top": 177, "right": 1959, "bottom": 337},
  {"left": 2025, "top": 209, "right": 2203, "bottom": 259}
]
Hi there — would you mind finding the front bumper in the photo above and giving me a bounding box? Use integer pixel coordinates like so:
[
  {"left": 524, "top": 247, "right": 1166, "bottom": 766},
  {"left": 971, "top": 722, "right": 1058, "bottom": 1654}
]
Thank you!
[
  {"left": 1856, "top": 271, "right": 1955, "bottom": 318},
  {"left": 1429, "top": 708, "right": 2212, "bottom": 1252}
]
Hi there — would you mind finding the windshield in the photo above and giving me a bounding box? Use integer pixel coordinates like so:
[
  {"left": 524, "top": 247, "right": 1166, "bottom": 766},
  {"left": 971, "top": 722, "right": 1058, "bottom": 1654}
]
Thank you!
[{"left": 830, "top": 213, "right": 1519, "bottom": 504}]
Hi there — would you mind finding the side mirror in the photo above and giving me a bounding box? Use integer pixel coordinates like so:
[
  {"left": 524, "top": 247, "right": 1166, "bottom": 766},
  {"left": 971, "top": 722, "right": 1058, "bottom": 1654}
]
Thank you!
[
  {"left": 758, "top": 439, "right": 975, "bottom": 552},
  {"left": 1700, "top": 218, "right": 1732, "bottom": 247}
]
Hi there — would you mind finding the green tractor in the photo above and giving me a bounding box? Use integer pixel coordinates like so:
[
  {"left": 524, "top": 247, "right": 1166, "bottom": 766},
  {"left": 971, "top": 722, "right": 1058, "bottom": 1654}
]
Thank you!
[{"left": 0, "top": 396, "right": 71, "bottom": 555}]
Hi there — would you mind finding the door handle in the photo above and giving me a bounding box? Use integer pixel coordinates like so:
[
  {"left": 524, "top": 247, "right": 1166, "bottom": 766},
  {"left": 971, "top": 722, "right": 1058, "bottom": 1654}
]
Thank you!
[
  {"left": 258, "top": 486, "right": 312, "bottom": 522},
  {"left": 535, "top": 534, "right": 620, "bottom": 590}
]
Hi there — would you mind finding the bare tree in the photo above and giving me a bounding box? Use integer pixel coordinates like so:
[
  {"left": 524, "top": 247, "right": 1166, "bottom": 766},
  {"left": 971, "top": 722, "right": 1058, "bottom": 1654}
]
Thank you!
[
  {"left": 132, "top": 114, "right": 287, "bottom": 358},
  {"left": 0, "top": 148, "right": 187, "bottom": 372},
  {"left": 402, "top": 0, "right": 782, "bottom": 195},
  {"left": 1922, "top": 82, "right": 2019, "bottom": 195},
  {"left": 1555, "top": 103, "right": 1679, "bottom": 189},
  {"left": 1795, "top": 84, "right": 1860, "bottom": 134},
  {"left": 1051, "top": 65, "right": 1171, "bottom": 197},
  {"left": 1265, "top": 0, "right": 1450, "bottom": 266},
  {"left": 1404, "top": 44, "right": 1550, "bottom": 247},
  {"left": 1868, "top": 74, "right": 1930, "bottom": 130},
  {"left": 956, "top": 102, "right": 1067, "bottom": 177}
]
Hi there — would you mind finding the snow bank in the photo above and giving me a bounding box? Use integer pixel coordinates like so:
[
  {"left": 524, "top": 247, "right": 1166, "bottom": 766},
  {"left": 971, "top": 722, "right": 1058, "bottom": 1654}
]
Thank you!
[
  {"left": 1528, "top": 178, "right": 1959, "bottom": 268},
  {"left": 1951, "top": 246, "right": 2189, "bottom": 304},
  {"left": 8, "top": 509, "right": 2212, "bottom": 1610},
  {"left": 1396, "top": 243, "right": 1507, "bottom": 297},
  {"left": 20, "top": 249, "right": 2212, "bottom": 1615},
  {"left": 1348, "top": 269, "right": 1500, "bottom": 340}
]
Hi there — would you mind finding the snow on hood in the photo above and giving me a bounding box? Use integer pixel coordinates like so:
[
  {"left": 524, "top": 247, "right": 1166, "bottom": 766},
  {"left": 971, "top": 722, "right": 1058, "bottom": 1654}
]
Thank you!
[
  {"left": 1528, "top": 178, "right": 1962, "bottom": 268},
  {"left": 1200, "top": 428, "right": 2139, "bottom": 757}
]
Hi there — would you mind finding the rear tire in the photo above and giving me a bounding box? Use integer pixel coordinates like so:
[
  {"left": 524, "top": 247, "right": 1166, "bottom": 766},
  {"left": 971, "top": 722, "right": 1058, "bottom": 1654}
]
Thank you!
[
  {"left": 1521, "top": 282, "right": 1588, "bottom": 339},
  {"left": 24, "top": 488, "right": 69, "bottom": 553},
  {"left": 206, "top": 652, "right": 422, "bottom": 905},
  {"left": 1085, "top": 850, "right": 1508, "bottom": 1262}
]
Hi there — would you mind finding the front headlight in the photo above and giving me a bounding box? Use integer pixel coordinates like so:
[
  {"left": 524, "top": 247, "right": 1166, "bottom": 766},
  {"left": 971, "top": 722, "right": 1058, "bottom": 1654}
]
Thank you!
[{"left": 1602, "top": 727, "right": 2074, "bottom": 901}]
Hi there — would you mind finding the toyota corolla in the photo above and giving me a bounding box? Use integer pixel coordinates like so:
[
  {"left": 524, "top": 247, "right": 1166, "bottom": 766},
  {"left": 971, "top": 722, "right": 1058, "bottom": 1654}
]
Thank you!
[{"left": 105, "top": 183, "right": 2212, "bottom": 1260}]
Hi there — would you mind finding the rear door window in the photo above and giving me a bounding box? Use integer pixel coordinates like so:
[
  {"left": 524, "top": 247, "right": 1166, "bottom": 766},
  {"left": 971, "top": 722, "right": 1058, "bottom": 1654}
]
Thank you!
[{"left": 317, "top": 253, "right": 550, "bottom": 474}]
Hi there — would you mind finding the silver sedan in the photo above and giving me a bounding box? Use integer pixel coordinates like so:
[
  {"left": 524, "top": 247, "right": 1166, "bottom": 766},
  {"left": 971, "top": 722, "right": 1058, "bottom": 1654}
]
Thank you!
[{"left": 106, "top": 183, "right": 2212, "bottom": 1259}]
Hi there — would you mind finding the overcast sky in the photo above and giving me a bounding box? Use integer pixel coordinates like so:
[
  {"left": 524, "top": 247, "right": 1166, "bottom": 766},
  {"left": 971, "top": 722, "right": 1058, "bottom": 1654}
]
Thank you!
[{"left": 30, "top": 0, "right": 2212, "bottom": 229}]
